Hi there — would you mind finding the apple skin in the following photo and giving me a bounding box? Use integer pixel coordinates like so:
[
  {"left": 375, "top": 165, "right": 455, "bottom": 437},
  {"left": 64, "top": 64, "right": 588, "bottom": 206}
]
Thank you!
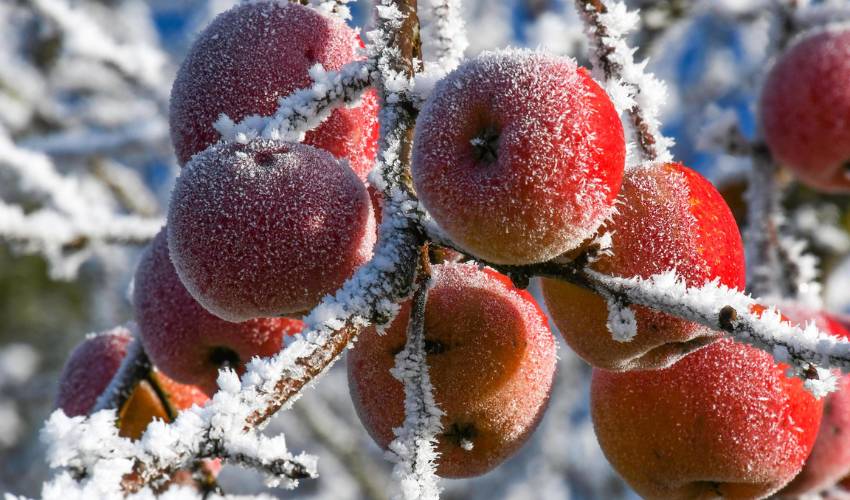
[
  {"left": 760, "top": 26, "right": 850, "bottom": 193},
  {"left": 542, "top": 162, "right": 745, "bottom": 371},
  {"left": 134, "top": 229, "right": 303, "bottom": 395},
  {"left": 55, "top": 326, "right": 132, "bottom": 417},
  {"left": 778, "top": 308, "right": 850, "bottom": 497},
  {"left": 169, "top": 1, "right": 379, "bottom": 180},
  {"left": 591, "top": 337, "right": 824, "bottom": 500},
  {"left": 412, "top": 48, "right": 625, "bottom": 265},
  {"left": 167, "top": 140, "right": 375, "bottom": 322},
  {"left": 347, "top": 262, "right": 557, "bottom": 478}
]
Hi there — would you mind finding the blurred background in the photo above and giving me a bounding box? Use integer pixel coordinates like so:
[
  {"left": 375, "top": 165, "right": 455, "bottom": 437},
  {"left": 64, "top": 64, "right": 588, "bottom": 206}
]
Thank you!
[{"left": 3, "top": 0, "right": 850, "bottom": 498}]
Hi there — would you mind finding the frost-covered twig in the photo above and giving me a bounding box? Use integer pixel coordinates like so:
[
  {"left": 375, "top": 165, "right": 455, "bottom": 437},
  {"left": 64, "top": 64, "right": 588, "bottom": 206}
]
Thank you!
[
  {"left": 574, "top": 0, "right": 673, "bottom": 165},
  {"left": 424, "top": 234, "right": 848, "bottom": 396},
  {"left": 744, "top": 1, "right": 819, "bottom": 302},
  {"left": 420, "top": 0, "right": 467, "bottom": 73},
  {"left": 28, "top": 0, "right": 168, "bottom": 93},
  {"left": 309, "top": 0, "right": 355, "bottom": 21},
  {"left": 581, "top": 269, "right": 843, "bottom": 397},
  {"left": 215, "top": 61, "right": 375, "bottom": 145},
  {"left": 45, "top": 0, "right": 427, "bottom": 494},
  {"left": 0, "top": 201, "right": 161, "bottom": 280},
  {"left": 91, "top": 333, "right": 151, "bottom": 414},
  {"left": 0, "top": 128, "right": 162, "bottom": 278},
  {"left": 387, "top": 248, "right": 443, "bottom": 500},
  {"left": 744, "top": 144, "right": 791, "bottom": 298}
]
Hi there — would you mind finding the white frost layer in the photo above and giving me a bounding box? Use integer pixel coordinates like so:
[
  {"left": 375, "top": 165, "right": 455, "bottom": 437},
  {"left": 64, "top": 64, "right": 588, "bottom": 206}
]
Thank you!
[
  {"left": 387, "top": 278, "right": 443, "bottom": 500},
  {"left": 587, "top": 269, "right": 845, "bottom": 397},
  {"left": 576, "top": 0, "right": 674, "bottom": 167},
  {"left": 214, "top": 61, "right": 374, "bottom": 146}
]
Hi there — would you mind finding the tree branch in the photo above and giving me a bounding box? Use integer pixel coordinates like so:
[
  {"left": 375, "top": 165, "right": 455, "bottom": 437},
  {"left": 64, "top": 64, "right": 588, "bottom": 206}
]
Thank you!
[
  {"left": 92, "top": 333, "right": 151, "bottom": 414},
  {"left": 574, "top": 0, "right": 672, "bottom": 164},
  {"left": 47, "top": 0, "right": 428, "bottom": 495},
  {"left": 386, "top": 246, "right": 442, "bottom": 500}
]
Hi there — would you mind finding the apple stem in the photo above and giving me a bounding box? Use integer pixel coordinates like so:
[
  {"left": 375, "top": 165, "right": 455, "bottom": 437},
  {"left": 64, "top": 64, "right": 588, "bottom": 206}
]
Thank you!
[{"left": 471, "top": 127, "right": 500, "bottom": 164}]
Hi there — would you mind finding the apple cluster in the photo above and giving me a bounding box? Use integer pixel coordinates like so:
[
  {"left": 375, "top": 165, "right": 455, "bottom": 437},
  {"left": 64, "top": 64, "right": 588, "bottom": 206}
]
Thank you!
[{"left": 51, "top": 1, "right": 850, "bottom": 497}]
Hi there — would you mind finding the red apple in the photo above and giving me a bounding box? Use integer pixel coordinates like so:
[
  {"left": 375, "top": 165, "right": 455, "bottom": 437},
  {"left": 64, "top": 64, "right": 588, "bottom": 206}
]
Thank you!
[
  {"left": 170, "top": 1, "right": 379, "bottom": 180},
  {"left": 167, "top": 140, "right": 375, "bottom": 322},
  {"left": 592, "top": 338, "right": 824, "bottom": 499},
  {"left": 134, "top": 229, "right": 303, "bottom": 395},
  {"left": 778, "top": 307, "right": 850, "bottom": 496},
  {"left": 760, "top": 26, "right": 850, "bottom": 192},
  {"left": 412, "top": 49, "right": 625, "bottom": 265},
  {"left": 55, "top": 326, "right": 131, "bottom": 417},
  {"left": 348, "top": 262, "right": 557, "bottom": 477},
  {"left": 542, "top": 162, "right": 745, "bottom": 370}
]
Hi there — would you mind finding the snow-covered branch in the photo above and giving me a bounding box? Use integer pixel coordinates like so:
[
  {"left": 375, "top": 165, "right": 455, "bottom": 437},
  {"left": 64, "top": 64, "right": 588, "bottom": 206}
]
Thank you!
[
  {"left": 215, "top": 61, "right": 375, "bottom": 145},
  {"left": 582, "top": 269, "right": 844, "bottom": 397},
  {"left": 44, "top": 0, "right": 428, "bottom": 494},
  {"left": 0, "top": 129, "right": 162, "bottom": 278},
  {"left": 420, "top": 0, "right": 468, "bottom": 74},
  {"left": 423, "top": 232, "right": 848, "bottom": 397},
  {"left": 386, "top": 251, "right": 443, "bottom": 500},
  {"left": 91, "top": 332, "right": 151, "bottom": 414},
  {"left": 574, "top": 0, "right": 673, "bottom": 165},
  {"left": 743, "top": 1, "right": 820, "bottom": 303}
]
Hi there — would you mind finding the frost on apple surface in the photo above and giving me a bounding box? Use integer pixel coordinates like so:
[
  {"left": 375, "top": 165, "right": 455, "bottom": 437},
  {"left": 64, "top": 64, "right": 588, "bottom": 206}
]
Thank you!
[
  {"left": 413, "top": 48, "right": 625, "bottom": 265},
  {"left": 170, "top": 0, "right": 379, "bottom": 178},
  {"left": 167, "top": 139, "right": 376, "bottom": 321}
]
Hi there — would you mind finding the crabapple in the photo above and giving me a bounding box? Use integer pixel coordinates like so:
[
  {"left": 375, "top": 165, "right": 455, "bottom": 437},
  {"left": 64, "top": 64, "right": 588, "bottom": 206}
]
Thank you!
[
  {"left": 167, "top": 140, "right": 375, "bottom": 322},
  {"left": 412, "top": 48, "right": 625, "bottom": 265},
  {"left": 591, "top": 338, "right": 823, "bottom": 500},
  {"left": 778, "top": 308, "right": 850, "bottom": 497},
  {"left": 347, "top": 262, "right": 556, "bottom": 478},
  {"left": 169, "top": 1, "right": 379, "bottom": 179},
  {"left": 542, "top": 162, "right": 745, "bottom": 371},
  {"left": 134, "top": 229, "right": 303, "bottom": 395},
  {"left": 55, "top": 327, "right": 209, "bottom": 439},
  {"left": 760, "top": 26, "right": 850, "bottom": 192},
  {"left": 55, "top": 326, "right": 131, "bottom": 417}
]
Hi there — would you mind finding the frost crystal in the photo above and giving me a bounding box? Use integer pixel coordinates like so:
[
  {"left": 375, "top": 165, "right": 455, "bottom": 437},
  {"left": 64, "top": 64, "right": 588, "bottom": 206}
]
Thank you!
[{"left": 386, "top": 278, "right": 444, "bottom": 500}]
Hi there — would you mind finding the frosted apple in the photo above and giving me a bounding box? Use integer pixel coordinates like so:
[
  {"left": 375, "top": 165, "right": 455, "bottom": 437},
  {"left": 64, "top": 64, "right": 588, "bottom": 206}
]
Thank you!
[
  {"left": 592, "top": 338, "right": 823, "bottom": 500},
  {"left": 170, "top": 1, "right": 379, "bottom": 179},
  {"left": 55, "top": 327, "right": 210, "bottom": 440},
  {"left": 542, "top": 162, "right": 745, "bottom": 370},
  {"left": 55, "top": 326, "right": 132, "bottom": 417},
  {"left": 778, "top": 308, "right": 850, "bottom": 497},
  {"left": 412, "top": 48, "right": 625, "bottom": 265},
  {"left": 760, "top": 26, "right": 850, "bottom": 192},
  {"left": 348, "top": 263, "right": 556, "bottom": 477},
  {"left": 167, "top": 140, "right": 375, "bottom": 322},
  {"left": 134, "top": 229, "right": 303, "bottom": 395}
]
